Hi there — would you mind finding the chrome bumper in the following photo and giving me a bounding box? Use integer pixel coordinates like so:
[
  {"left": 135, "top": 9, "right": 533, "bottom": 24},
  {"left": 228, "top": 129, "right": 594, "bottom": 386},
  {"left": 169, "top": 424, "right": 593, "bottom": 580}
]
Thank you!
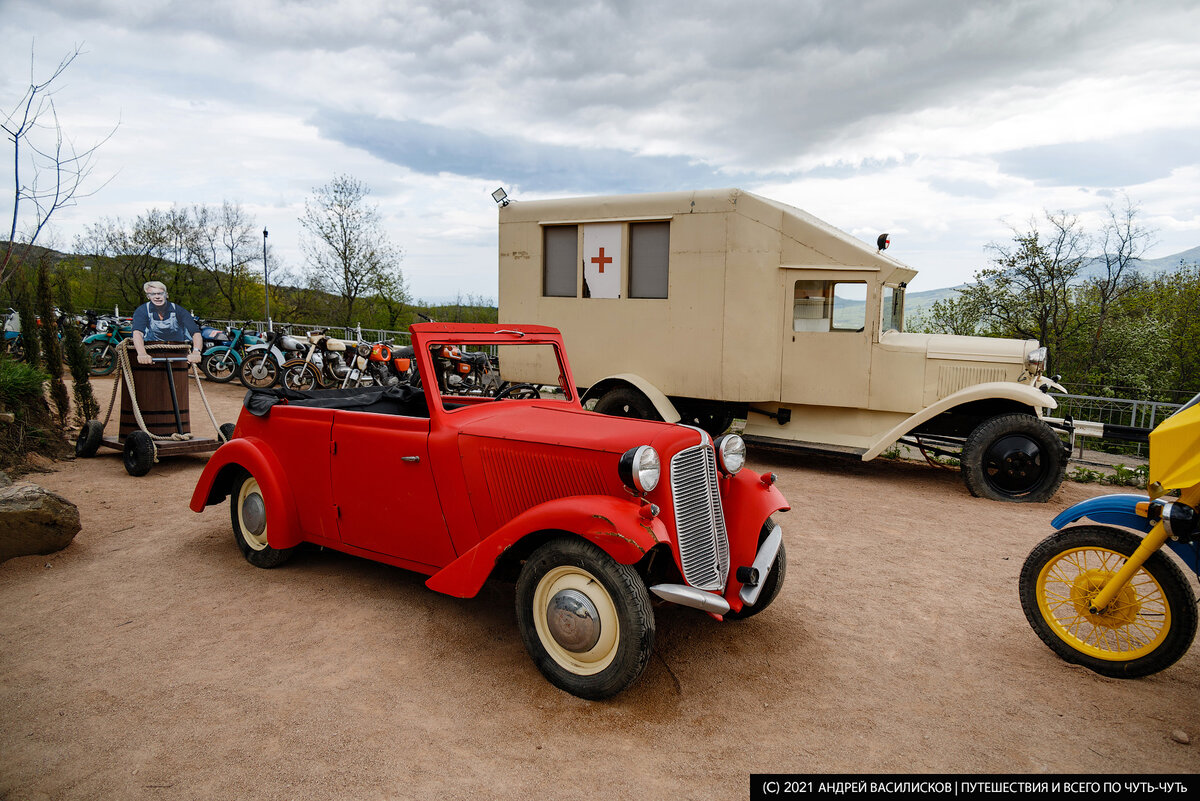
[{"left": 650, "top": 521, "right": 784, "bottom": 615}]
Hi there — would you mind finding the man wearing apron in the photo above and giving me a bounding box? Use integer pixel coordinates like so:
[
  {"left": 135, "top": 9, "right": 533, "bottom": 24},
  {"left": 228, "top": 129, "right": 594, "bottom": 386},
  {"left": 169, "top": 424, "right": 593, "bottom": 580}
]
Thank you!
[{"left": 130, "top": 281, "right": 203, "bottom": 366}]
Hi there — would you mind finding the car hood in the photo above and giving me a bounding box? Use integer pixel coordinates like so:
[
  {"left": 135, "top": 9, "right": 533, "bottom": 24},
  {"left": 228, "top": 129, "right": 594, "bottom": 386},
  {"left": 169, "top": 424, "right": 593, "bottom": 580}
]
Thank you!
[{"left": 455, "top": 402, "right": 706, "bottom": 457}]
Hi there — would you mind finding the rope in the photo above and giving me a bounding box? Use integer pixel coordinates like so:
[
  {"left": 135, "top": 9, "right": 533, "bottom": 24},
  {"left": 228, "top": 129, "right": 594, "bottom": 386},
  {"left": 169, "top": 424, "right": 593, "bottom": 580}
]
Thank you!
[{"left": 103, "top": 340, "right": 230, "bottom": 463}]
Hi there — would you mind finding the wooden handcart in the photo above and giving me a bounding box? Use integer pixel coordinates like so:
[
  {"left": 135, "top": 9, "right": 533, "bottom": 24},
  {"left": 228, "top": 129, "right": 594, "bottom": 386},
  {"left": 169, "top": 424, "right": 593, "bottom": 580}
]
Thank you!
[{"left": 75, "top": 341, "right": 234, "bottom": 476}]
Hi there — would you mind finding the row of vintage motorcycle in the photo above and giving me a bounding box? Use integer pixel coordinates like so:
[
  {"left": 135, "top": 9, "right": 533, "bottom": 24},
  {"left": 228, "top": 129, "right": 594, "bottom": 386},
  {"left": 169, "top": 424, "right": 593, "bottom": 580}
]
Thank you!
[{"left": 83, "top": 313, "right": 509, "bottom": 396}]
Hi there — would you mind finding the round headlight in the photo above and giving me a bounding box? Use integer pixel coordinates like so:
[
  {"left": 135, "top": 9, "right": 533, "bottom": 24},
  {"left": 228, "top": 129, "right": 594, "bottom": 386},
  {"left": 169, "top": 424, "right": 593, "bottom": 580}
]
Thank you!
[
  {"left": 1025, "top": 346, "right": 1048, "bottom": 373},
  {"left": 714, "top": 434, "right": 746, "bottom": 475},
  {"left": 618, "top": 445, "right": 660, "bottom": 493}
]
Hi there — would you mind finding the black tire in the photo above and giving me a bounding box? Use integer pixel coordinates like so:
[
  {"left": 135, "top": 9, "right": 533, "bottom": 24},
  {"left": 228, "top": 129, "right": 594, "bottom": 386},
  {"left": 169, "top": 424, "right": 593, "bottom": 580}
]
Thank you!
[
  {"left": 1019, "top": 525, "right": 1197, "bottom": 678},
  {"left": 75, "top": 419, "right": 104, "bottom": 458},
  {"left": 88, "top": 342, "right": 116, "bottom": 376},
  {"left": 7, "top": 336, "right": 25, "bottom": 362},
  {"left": 281, "top": 359, "right": 322, "bottom": 391},
  {"left": 238, "top": 351, "right": 280, "bottom": 389},
  {"left": 122, "top": 430, "right": 155, "bottom": 476},
  {"left": 725, "top": 518, "right": 787, "bottom": 621},
  {"left": 961, "top": 413, "right": 1066, "bottom": 502},
  {"left": 515, "top": 538, "right": 655, "bottom": 700},
  {"left": 230, "top": 469, "right": 295, "bottom": 568},
  {"left": 218, "top": 422, "right": 236, "bottom": 443},
  {"left": 202, "top": 349, "right": 237, "bottom": 383},
  {"left": 592, "top": 387, "right": 660, "bottom": 421}
]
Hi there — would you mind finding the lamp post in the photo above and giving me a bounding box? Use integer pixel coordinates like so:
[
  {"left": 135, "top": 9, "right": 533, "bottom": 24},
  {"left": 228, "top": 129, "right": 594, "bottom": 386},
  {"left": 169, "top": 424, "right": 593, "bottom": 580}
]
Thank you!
[{"left": 262, "top": 227, "right": 270, "bottom": 330}]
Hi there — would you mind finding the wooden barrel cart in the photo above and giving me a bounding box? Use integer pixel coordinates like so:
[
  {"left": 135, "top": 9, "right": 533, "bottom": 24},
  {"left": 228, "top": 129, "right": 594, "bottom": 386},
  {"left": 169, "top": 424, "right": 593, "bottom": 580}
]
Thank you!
[{"left": 75, "top": 342, "right": 234, "bottom": 476}]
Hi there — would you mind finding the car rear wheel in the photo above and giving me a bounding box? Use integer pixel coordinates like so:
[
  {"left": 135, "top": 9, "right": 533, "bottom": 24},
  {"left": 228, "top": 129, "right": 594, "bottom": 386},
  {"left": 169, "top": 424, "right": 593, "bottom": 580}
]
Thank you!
[
  {"left": 515, "top": 538, "right": 654, "bottom": 700},
  {"left": 230, "top": 469, "right": 295, "bottom": 568}
]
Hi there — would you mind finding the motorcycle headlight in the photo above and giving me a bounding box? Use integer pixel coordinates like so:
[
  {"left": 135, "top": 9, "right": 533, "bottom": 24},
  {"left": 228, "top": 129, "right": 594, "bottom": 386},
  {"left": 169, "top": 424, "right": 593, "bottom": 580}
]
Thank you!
[
  {"left": 356, "top": 343, "right": 371, "bottom": 359},
  {"left": 714, "top": 434, "right": 746, "bottom": 476},
  {"left": 619, "top": 445, "right": 660, "bottom": 493},
  {"left": 1025, "top": 346, "right": 1048, "bottom": 374}
]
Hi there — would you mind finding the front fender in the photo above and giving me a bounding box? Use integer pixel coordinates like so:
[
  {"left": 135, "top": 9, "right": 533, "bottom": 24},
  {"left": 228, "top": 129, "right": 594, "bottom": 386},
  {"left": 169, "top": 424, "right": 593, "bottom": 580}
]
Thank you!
[
  {"left": 1051, "top": 493, "right": 1150, "bottom": 532},
  {"left": 862, "top": 381, "right": 1058, "bottom": 460},
  {"left": 720, "top": 469, "right": 790, "bottom": 608},
  {"left": 189, "top": 437, "right": 302, "bottom": 549},
  {"left": 581, "top": 374, "right": 682, "bottom": 423},
  {"left": 425, "top": 495, "right": 667, "bottom": 599},
  {"left": 202, "top": 345, "right": 242, "bottom": 364}
]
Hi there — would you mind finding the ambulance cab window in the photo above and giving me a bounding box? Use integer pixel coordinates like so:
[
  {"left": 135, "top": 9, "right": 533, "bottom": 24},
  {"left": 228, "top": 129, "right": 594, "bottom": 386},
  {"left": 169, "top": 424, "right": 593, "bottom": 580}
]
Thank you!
[
  {"left": 543, "top": 225, "right": 577, "bottom": 297},
  {"left": 629, "top": 221, "right": 669, "bottom": 298},
  {"left": 792, "top": 280, "right": 867, "bottom": 332},
  {"left": 881, "top": 285, "right": 905, "bottom": 332}
]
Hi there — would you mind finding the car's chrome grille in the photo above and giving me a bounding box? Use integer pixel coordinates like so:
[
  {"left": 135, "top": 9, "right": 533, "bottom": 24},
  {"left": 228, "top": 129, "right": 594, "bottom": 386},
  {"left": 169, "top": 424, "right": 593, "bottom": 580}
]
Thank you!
[{"left": 670, "top": 445, "right": 729, "bottom": 591}]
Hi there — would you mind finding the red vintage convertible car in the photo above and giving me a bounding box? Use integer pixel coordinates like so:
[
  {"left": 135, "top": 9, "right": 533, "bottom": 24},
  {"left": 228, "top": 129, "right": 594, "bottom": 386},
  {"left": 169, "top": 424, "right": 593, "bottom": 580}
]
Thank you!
[{"left": 191, "top": 323, "right": 789, "bottom": 699}]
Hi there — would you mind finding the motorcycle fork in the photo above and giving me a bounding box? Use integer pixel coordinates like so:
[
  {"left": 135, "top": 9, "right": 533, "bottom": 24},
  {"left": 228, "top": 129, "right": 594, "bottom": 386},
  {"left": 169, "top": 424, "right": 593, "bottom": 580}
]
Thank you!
[{"left": 1089, "top": 484, "right": 1200, "bottom": 614}]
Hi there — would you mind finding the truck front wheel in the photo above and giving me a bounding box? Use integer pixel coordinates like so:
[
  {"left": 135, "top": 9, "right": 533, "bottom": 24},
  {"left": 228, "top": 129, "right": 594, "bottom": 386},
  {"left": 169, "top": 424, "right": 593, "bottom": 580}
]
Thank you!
[
  {"left": 592, "top": 387, "right": 660, "bottom": 421},
  {"left": 961, "top": 414, "right": 1066, "bottom": 502}
]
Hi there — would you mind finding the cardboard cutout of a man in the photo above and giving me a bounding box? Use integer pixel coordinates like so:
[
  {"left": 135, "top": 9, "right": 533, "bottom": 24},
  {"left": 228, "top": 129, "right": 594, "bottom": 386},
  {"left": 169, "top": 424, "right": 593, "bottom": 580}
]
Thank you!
[{"left": 130, "top": 281, "right": 203, "bottom": 365}]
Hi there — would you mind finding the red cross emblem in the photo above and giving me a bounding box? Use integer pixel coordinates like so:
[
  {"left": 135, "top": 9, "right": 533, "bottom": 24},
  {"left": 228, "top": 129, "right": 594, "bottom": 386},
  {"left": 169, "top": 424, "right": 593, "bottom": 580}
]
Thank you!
[{"left": 590, "top": 247, "right": 612, "bottom": 273}]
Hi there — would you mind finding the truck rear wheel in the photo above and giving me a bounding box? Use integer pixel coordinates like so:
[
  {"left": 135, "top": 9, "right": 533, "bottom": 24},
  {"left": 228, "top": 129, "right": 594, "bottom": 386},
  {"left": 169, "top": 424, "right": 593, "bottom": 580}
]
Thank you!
[
  {"left": 592, "top": 387, "right": 659, "bottom": 421},
  {"left": 962, "top": 414, "right": 1066, "bottom": 502}
]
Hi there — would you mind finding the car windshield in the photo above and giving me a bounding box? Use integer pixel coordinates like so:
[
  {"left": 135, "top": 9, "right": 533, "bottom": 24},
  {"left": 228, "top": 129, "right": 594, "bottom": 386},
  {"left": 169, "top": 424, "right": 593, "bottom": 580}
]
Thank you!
[{"left": 428, "top": 340, "right": 574, "bottom": 408}]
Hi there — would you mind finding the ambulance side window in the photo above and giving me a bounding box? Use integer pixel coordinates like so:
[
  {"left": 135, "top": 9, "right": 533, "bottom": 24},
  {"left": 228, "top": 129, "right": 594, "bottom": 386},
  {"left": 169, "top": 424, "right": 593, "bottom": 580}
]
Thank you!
[
  {"left": 543, "top": 225, "right": 578, "bottom": 297},
  {"left": 792, "top": 280, "right": 867, "bottom": 332},
  {"left": 629, "top": 221, "right": 669, "bottom": 299}
]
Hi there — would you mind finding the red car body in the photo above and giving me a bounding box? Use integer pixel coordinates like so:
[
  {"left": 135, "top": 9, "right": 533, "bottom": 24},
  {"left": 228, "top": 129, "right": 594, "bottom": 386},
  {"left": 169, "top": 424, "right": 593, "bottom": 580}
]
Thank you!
[{"left": 191, "top": 323, "right": 789, "bottom": 698}]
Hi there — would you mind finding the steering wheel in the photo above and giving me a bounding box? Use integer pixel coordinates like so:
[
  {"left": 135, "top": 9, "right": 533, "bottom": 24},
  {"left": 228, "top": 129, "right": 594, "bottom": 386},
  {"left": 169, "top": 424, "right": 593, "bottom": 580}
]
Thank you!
[{"left": 494, "top": 383, "right": 541, "bottom": 401}]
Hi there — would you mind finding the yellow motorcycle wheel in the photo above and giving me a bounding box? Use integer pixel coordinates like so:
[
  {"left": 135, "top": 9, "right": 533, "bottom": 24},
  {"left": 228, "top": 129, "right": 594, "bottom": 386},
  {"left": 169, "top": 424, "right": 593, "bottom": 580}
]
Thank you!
[{"left": 1019, "top": 525, "right": 1197, "bottom": 677}]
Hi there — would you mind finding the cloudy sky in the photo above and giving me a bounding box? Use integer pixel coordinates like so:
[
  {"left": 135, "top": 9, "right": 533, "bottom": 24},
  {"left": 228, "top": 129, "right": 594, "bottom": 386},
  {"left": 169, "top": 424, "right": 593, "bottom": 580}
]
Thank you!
[{"left": 3, "top": 0, "right": 1199, "bottom": 303}]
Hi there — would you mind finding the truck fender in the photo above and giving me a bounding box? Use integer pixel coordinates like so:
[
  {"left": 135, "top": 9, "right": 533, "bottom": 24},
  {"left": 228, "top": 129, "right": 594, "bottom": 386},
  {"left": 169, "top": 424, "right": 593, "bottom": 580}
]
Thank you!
[
  {"left": 425, "top": 494, "right": 668, "bottom": 599},
  {"left": 861, "top": 381, "right": 1058, "bottom": 461},
  {"left": 189, "top": 437, "right": 303, "bottom": 549},
  {"left": 581, "top": 374, "right": 682, "bottom": 423}
]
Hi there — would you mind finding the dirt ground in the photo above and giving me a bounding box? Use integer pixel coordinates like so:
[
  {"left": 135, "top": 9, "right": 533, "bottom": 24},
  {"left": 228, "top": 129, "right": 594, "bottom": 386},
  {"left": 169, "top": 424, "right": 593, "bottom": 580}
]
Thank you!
[{"left": 2, "top": 376, "right": 1197, "bottom": 800}]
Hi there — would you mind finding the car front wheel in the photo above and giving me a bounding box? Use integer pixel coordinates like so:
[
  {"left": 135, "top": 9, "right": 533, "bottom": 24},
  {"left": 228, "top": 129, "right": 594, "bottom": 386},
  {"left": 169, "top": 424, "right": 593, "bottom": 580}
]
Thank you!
[{"left": 515, "top": 538, "right": 654, "bottom": 700}]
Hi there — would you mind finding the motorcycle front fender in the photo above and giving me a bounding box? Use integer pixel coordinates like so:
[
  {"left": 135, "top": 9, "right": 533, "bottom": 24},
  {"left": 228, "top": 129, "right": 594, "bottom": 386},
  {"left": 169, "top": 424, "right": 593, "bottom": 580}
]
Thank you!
[
  {"left": 243, "top": 343, "right": 286, "bottom": 363},
  {"left": 1051, "top": 493, "right": 1150, "bottom": 533},
  {"left": 202, "top": 345, "right": 242, "bottom": 364},
  {"left": 83, "top": 333, "right": 118, "bottom": 345},
  {"left": 1050, "top": 492, "right": 1200, "bottom": 575}
]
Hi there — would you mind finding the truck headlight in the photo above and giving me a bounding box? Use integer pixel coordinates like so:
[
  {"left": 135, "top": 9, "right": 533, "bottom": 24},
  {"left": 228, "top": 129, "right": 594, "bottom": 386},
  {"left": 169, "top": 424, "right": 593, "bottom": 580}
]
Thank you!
[
  {"left": 714, "top": 434, "right": 746, "bottom": 475},
  {"left": 1025, "top": 346, "right": 1048, "bottom": 374},
  {"left": 619, "top": 445, "right": 660, "bottom": 493}
]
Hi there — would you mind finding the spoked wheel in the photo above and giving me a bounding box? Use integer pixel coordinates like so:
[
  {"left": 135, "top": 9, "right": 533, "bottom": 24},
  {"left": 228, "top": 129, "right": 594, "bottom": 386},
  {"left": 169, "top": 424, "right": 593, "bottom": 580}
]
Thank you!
[
  {"left": 1019, "top": 525, "right": 1198, "bottom": 677},
  {"left": 515, "top": 538, "right": 654, "bottom": 700},
  {"left": 238, "top": 352, "right": 280, "bottom": 389},
  {"left": 88, "top": 342, "right": 116, "bottom": 375},
  {"left": 962, "top": 414, "right": 1066, "bottom": 502},
  {"left": 202, "top": 349, "right": 238, "bottom": 383},
  {"left": 280, "top": 360, "right": 322, "bottom": 391},
  {"left": 231, "top": 469, "right": 295, "bottom": 568}
]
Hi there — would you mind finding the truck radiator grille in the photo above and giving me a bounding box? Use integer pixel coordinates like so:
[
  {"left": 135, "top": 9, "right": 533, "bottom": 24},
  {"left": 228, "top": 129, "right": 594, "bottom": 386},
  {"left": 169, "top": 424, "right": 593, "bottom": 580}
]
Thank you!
[{"left": 670, "top": 445, "right": 729, "bottom": 591}]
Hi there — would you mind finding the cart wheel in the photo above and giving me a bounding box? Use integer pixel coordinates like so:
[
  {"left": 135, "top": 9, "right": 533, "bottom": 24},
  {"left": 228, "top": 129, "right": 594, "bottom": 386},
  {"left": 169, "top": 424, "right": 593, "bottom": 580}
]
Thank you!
[
  {"left": 219, "top": 422, "right": 236, "bottom": 443},
  {"left": 123, "top": 431, "right": 155, "bottom": 476},
  {"left": 75, "top": 420, "right": 105, "bottom": 458}
]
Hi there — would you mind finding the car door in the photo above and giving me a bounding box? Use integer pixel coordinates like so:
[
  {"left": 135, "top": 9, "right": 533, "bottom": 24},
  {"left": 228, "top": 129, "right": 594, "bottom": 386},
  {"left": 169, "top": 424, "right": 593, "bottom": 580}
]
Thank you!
[{"left": 330, "top": 410, "right": 455, "bottom": 570}]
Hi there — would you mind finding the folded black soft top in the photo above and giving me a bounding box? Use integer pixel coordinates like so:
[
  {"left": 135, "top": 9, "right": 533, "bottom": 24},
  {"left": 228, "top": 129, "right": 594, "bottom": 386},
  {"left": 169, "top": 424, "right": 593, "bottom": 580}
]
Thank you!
[{"left": 244, "top": 383, "right": 427, "bottom": 418}]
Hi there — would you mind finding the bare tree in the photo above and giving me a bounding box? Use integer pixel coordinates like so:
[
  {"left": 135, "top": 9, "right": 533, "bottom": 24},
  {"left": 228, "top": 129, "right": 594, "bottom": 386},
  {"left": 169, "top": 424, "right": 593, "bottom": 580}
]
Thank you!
[
  {"left": 2, "top": 44, "right": 115, "bottom": 286},
  {"left": 191, "top": 201, "right": 257, "bottom": 317},
  {"left": 1084, "top": 193, "right": 1153, "bottom": 363},
  {"left": 299, "top": 175, "right": 401, "bottom": 326}
]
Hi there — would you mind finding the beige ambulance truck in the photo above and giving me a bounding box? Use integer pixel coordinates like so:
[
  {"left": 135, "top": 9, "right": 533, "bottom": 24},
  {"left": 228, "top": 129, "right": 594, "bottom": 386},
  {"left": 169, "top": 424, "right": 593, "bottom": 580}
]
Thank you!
[{"left": 497, "top": 188, "right": 1072, "bottom": 502}]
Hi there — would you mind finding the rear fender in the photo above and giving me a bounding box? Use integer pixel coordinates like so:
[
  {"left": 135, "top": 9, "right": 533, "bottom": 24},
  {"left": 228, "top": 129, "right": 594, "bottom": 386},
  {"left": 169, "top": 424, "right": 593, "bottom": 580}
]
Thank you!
[
  {"left": 425, "top": 494, "right": 666, "bottom": 598},
  {"left": 189, "top": 438, "right": 302, "bottom": 549}
]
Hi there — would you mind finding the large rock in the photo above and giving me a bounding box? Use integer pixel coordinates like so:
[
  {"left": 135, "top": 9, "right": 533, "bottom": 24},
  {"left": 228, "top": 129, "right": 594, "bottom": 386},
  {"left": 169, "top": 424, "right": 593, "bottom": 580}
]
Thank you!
[{"left": 0, "top": 482, "right": 81, "bottom": 563}]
